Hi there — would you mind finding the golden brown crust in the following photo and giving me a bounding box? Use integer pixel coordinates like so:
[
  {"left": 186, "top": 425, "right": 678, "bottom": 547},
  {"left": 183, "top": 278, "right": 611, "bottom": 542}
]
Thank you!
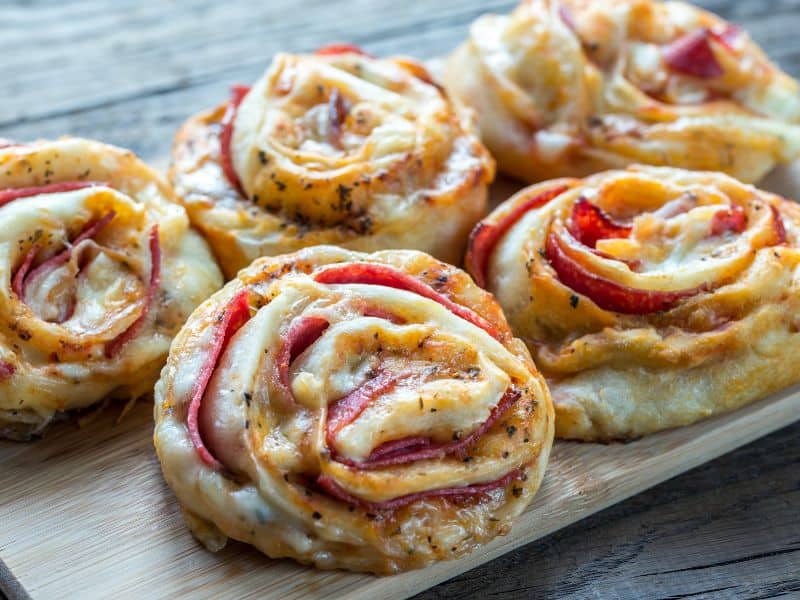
[{"left": 154, "top": 246, "right": 553, "bottom": 573}]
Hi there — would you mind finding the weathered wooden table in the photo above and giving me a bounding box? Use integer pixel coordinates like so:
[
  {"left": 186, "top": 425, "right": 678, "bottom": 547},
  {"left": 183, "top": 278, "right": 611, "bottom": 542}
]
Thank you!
[{"left": 1, "top": 0, "right": 798, "bottom": 598}]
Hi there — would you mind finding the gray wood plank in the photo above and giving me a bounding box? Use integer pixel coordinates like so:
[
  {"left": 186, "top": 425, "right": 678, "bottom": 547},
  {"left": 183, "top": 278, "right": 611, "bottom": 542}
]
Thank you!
[
  {"left": 0, "top": 0, "right": 518, "bottom": 158},
  {"left": 4, "top": 0, "right": 800, "bottom": 159}
]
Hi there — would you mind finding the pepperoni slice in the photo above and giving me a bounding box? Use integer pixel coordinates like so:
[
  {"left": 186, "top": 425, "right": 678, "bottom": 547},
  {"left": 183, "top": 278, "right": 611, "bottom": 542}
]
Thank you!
[
  {"left": 709, "top": 205, "right": 747, "bottom": 236},
  {"left": 105, "top": 225, "right": 161, "bottom": 357},
  {"left": 24, "top": 211, "right": 116, "bottom": 318},
  {"left": 326, "top": 371, "right": 400, "bottom": 449},
  {"left": 12, "top": 244, "right": 41, "bottom": 300},
  {"left": 13, "top": 211, "right": 117, "bottom": 322},
  {"left": 315, "top": 263, "right": 501, "bottom": 339},
  {"left": 0, "top": 361, "right": 15, "bottom": 381},
  {"left": 359, "top": 305, "right": 405, "bottom": 324},
  {"left": 0, "top": 181, "right": 104, "bottom": 209},
  {"left": 569, "top": 198, "right": 632, "bottom": 248},
  {"left": 663, "top": 29, "right": 724, "bottom": 78},
  {"left": 546, "top": 233, "right": 703, "bottom": 314},
  {"left": 187, "top": 289, "right": 252, "bottom": 469},
  {"left": 558, "top": 4, "right": 577, "bottom": 32},
  {"left": 771, "top": 205, "right": 787, "bottom": 244},
  {"left": 331, "top": 388, "right": 520, "bottom": 470},
  {"left": 467, "top": 185, "right": 570, "bottom": 288},
  {"left": 316, "top": 469, "right": 522, "bottom": 512},
  {"left": 272, "top": 316, "right": 330, "bottom": 406},
  {"left": 314, "top": 43, "right": 371, "bottom": 57},
  {"left": 327, "top": 88, "right": 350, "bottom": 150},
  {"left": 272, "top": 308, "right": 403, "bottom": 409},
  {"left": 219, "top": 85, "right": 251, "bottom": 194},
  {"left": 364, "top": 436, "right": 431, "bottom": 461}
]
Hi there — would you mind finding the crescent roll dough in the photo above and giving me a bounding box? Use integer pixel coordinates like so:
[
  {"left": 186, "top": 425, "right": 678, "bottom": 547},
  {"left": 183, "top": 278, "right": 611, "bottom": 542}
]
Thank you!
[
  {"left": 466, "top": 166, "right": 800, "bottom": 440},
  {"left": 0, "top": 138, "right": 223, "bottom": 440},
  {"left": 445, "top": 0, "right": 800, "bottom": 183},
  {"left": 171, "top": 45, "right": 495, "bottom": 278},
  {"left": 154, "top": 246, "right": 553, "bottom": 573}
]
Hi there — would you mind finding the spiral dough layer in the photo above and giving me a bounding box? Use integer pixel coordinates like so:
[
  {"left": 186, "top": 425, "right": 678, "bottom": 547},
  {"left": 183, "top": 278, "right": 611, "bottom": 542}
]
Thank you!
[
  {"left": 467, "top": 166, "right": 800, "bottom": 440},
  {"left": 154, "top": 245, "right": 553, "bottom": 573}
]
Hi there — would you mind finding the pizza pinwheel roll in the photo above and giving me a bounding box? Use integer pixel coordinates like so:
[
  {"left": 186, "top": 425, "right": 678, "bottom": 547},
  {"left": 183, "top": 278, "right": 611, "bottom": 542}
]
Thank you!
[
  {"left": 154, "top": 246, "right": 553, "bottom": 573},
  {"left": 170, "top": 45, "right": 495, "bottom": 278},
  {"left": 0, "top": 138, "right": 223, "bottom": 440},
  {"left": 466, "top": 166, "right": 800, "bottom": 441},
  {"left": 445, "top": 0, "right": 800, "bottom": 184}
]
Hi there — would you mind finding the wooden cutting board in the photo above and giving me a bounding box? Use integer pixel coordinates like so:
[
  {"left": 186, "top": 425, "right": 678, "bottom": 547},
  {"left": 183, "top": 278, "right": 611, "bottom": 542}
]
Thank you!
[
  {"left": 1, "top": 383, "right": 798, "bottom": 599},
  {"left": 3, "top": 165, "right": 800, "bottom": 600}
]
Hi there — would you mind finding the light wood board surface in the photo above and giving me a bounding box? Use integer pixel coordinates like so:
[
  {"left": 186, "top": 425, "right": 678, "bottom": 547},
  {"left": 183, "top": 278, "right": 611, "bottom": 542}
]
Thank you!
[
  {"left": 2, "top": 1, "right": 800, "bottom": 598},
  {"left": 1, "top": 383, "right": 798, "bottom": 599}
]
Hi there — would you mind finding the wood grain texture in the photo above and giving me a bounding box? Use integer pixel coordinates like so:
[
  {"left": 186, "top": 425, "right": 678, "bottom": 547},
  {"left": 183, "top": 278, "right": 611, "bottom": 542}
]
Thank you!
[
  {"left": 1, "top": 0, "right": 800, "bottom": 598},
  {"left": 0, "top": 385, "right": 797, "bottom": 599},
  {"left": 2, "top": 0, "right": 800, "bottom": 159}
]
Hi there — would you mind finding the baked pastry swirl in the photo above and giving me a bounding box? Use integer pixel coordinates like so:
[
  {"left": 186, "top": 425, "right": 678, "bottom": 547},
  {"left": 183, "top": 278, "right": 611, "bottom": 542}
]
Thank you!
[
  {"left": 171, "top": 45, "right": 495, "bottom": 278},
  {"left": 0, "top": 138, "right": 223, "bottom": 440},
  {"left": 154, "top": 246, "right": 553, "bottom": 573},
  {"left": 466, "top": 166, "right": 800, "bottom": 440},
  {"left": 445, "top": 0, "right": 800, "bottom": 183}
]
